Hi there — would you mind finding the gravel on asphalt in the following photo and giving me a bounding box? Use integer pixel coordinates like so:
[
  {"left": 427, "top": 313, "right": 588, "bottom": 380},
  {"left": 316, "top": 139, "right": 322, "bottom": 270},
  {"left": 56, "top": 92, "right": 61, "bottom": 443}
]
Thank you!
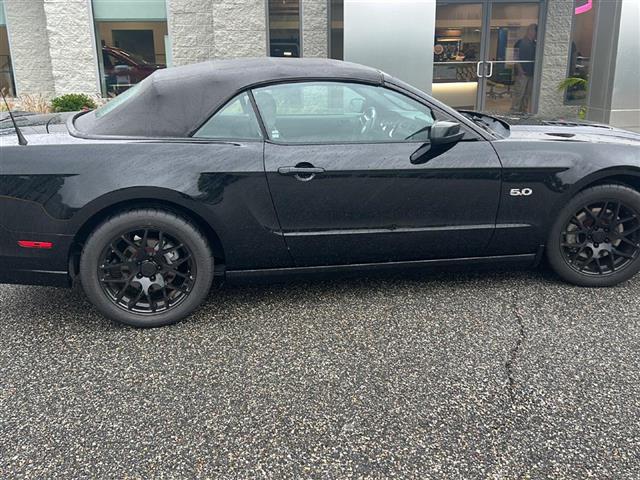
[{"left": 1, "top": 267, "right": 639, "bottom": 478}]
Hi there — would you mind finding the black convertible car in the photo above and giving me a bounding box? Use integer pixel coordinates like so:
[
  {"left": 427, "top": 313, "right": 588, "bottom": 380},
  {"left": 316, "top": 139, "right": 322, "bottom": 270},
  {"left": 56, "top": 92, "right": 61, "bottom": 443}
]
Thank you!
[{"left": 1, "top": 58, "right": 639, "bottom": 327}]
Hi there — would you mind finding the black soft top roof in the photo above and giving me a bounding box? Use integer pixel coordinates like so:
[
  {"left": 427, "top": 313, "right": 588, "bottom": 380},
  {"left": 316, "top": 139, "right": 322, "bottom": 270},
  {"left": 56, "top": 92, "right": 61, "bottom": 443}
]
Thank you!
[{"left": 75, "top": 58, "right": 385, "bottom": 138}]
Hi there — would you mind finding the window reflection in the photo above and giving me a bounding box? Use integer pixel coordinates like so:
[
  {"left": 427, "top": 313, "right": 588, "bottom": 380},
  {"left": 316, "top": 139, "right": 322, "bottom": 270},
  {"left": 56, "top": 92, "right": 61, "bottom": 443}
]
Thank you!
[
  {"left": 95, "top": 21, "right": 167, "bottom": 96},
  {"left": 0, "top": 25, "right": 15, "bottom": 96},
  {"left": 268, "top": 0, "right": 300, "bottom": 57},
  {"left": 432, "top": 3, "right": 483, "bottom": 109},
  {"left": 485, "top": 3, "right": 539, "bottom": 114},
  {"left": 329, "top": 0, "right": 344, "bottom": 60},
  {"left": 566, "top": 0, "right": 596, "bottom": 104}
]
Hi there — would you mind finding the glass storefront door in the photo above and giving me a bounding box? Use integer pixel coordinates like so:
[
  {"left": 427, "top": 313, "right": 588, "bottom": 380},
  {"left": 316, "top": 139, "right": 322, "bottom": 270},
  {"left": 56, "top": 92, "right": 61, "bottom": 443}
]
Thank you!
[
  {"left": 483, "top": 2, "right": 540, "bottom": 113},
  {"left": 433, "top": 0, "right": 543, "bottom": 114},
  {"left": 432, "top": 3, "right": 484, "bottom": 110}
]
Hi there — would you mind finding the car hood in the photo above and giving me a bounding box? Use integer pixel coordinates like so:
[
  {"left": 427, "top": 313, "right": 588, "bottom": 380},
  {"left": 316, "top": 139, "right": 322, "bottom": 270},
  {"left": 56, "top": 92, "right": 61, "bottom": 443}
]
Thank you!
[{"left": 493, "top": 113, "right": 640, "bottom": 145}]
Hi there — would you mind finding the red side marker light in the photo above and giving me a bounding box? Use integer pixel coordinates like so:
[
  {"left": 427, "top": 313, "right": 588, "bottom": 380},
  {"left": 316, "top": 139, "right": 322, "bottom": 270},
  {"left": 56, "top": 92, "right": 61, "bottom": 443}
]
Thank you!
[{"left": 18, "top": 240, "right": 53, "bottom": 249}]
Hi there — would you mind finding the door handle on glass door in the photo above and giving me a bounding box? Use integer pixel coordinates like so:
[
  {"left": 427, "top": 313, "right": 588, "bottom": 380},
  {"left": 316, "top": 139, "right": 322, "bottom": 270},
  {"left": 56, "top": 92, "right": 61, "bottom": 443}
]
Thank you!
[
  {"left": 476, "top": 61, "right": 485, "bottom": 78},
  {"left": 485, "top": 61, "right": 494, "bottom": 78}
]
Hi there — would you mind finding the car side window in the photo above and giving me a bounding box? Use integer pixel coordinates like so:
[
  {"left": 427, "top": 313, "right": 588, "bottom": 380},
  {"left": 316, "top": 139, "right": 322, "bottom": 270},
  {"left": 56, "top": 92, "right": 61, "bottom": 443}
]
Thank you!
[
  {"left": 251, "top": 81, "right": 436, "bottom": 143},
  {"left": 194, "top": 92, "right": 263, "bottom": 141}
]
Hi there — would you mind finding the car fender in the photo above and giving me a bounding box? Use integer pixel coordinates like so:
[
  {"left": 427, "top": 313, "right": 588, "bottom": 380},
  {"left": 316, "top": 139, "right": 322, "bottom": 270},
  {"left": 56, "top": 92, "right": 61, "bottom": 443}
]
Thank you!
[{"left": 69, "top": 186, "right": 229, "bottom": 246}]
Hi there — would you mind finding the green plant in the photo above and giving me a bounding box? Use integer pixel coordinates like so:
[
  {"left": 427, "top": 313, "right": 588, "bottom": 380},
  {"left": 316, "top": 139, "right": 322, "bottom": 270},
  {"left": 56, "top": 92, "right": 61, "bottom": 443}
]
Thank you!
[
  {"left": 558, "top": 77, "right": 589, "bottom": 120},
  {"left": 557, "top": 77, "right": 588, "bottom": 92},
  {"left": 51, "top": 93, "right": 97, "bottom": 112}
]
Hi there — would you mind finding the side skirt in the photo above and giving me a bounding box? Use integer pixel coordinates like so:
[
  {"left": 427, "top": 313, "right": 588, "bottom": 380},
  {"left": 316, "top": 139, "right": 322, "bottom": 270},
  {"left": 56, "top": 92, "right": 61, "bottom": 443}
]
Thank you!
[{"left": 225, "top": 253, "right": 538, "bottom": 283}]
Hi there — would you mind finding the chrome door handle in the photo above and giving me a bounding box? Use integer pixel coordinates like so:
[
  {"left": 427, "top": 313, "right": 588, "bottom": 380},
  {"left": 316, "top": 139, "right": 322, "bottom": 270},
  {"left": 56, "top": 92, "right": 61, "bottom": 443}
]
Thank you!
[
  {"left": 278, "top": 166, "right": 325, "bottom": 175},
  {"left": 486, "top": 61, "right": 494, "bottom": 78},
  {"left": 476, "top": 61, "right": 484, "bottom": 78},
  {"left": 278, "top": 164, "right": 325, "bottom": 182}
]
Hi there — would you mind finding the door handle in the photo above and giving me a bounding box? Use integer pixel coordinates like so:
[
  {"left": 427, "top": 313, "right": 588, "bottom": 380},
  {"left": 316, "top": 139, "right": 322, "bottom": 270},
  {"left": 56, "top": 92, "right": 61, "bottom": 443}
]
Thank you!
[
  {"left": 278, "top": 164, "right": 325, "bottom": 182},
  {"left": 486, "top": 61, "right": 494, "bottom": 78},
  {"left": 278, "top": 166, "right": 325, "bottom": 175},
  {"left": 476, "top": 61, "right": 484, "bottom": 78}
]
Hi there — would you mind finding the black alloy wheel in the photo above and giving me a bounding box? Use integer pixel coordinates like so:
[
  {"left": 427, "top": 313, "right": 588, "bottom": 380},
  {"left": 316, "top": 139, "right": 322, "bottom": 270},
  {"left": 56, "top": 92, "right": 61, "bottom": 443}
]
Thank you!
[
  {"left": 548, "top": 184, "right": 640, "bottom": 287},
  {"left": 80, "top": 209, "right": 213, "bottom": 327},
  {"left": 560, "top": 200, "right": 640, "bottom": 276},
  {"left": 99, "top": 228, "right": 196, "bottom": 314}
]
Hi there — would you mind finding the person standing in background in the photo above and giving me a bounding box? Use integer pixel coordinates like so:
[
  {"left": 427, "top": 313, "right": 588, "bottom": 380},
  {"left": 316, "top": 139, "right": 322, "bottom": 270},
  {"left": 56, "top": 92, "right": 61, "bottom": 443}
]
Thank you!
[{"left": 512, "top": 24, "right": 537, "bottom": 113}]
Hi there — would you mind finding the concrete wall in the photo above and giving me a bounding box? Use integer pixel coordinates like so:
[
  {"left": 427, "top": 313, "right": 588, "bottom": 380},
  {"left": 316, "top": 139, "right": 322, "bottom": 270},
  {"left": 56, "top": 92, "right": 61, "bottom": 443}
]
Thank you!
[
  {"left": 212, "top": 0, "right": 266, "bottom": 58},
  {"left": 3, "top": 0, "right": 55, "bottom": 97},
  {"left": 167, "top": 0, "right": 215, "bottom": 66},
  {"left": 302, "top": 0, "right": 328, "bottom": 58},
  {"left": 43, "top": 0, "right": 100, "bottom": 96},
  {"left": 168, "top": 0, "right": 266, "bottom": 67},
  {"left": 536, "top": 0, "right": 579, "bottom": 118},
  {"left": 4, "top": 0, "right": 98, "bottom": 97}
]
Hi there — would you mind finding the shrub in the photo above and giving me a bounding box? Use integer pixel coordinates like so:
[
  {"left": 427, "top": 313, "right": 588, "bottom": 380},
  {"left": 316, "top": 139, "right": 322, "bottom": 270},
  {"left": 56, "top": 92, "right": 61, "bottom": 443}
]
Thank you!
[{"left": 51, "top": 93, "right": 97, "bottom": 112}]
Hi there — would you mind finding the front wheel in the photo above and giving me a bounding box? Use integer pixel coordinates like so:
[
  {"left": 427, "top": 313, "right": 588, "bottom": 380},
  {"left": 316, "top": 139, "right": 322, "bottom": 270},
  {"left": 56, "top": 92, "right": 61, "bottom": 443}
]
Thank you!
[
  {"left": 79, "top": 208, "right": 214, "bottom": 327},
  {"left": 547, "top": 184, "right": 640, "bottom": 287}
]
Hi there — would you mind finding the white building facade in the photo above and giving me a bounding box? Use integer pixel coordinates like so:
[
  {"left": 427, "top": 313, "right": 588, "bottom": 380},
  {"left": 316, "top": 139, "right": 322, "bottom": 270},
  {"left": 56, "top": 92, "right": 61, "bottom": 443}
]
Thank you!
[{"left": 0, "top": 0, "right": 637, "bottom": 129}]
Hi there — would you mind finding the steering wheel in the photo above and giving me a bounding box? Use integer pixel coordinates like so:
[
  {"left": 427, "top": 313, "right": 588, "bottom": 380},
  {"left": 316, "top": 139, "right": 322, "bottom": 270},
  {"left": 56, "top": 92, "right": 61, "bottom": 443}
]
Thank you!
[{"left": 360, "top": 106, "right": 377, "bottom": 135}]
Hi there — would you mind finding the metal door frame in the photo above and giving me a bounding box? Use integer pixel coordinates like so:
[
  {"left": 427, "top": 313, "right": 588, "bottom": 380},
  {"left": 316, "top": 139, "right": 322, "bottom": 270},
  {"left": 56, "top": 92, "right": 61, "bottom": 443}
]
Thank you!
[{"left": 435, "top": 0, "right": 547, "bottom": 113}]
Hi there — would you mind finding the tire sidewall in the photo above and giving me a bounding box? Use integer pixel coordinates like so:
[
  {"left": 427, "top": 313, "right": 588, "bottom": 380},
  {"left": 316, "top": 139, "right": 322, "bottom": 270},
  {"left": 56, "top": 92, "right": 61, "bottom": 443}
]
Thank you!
[{"left": 80, "top": 211, "right": 213, "bottom": 327}]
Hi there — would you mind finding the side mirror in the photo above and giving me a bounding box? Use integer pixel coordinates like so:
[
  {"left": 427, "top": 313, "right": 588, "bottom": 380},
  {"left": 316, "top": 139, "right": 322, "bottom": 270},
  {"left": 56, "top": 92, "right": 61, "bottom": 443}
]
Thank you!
[
  {"left": 410, "top": 121, "right": 464, "bottom": 164},
  {"left": 429, "top": 120, "right": 465, "bottom": 145}
]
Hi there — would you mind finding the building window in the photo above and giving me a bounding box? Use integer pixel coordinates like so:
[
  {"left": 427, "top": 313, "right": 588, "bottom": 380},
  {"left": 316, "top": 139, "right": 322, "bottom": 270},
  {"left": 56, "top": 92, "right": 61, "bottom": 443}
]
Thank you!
[
  {"left": 565, "top": 0, "right": 596, "bottom": 104},
  {"left": 0, "top": 1, "right": 15, "bottom": 96},
  {"left": 92, "top": 0, "right": 168, "bottom": 96},
  {"left": 329, "top": 0, "right": 343, "bottom": 60},
  {"left": 268, "top": 0, "right": 300, "bottom": 57}
]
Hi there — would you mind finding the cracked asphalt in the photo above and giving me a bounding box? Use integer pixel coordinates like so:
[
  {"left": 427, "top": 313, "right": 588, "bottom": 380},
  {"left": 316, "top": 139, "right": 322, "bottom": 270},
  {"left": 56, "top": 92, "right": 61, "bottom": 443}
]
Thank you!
[{"left": 1, "top": 267, "right": 639, "bottom": 479}]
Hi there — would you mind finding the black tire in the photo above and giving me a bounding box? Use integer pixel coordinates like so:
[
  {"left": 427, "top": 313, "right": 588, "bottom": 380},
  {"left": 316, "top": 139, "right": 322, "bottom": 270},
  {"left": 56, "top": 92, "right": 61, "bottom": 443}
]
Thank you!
[
  {"left": 79, "top": 208, "right": 214, "bottom": 327},
  {"left": 547, "top": 184, "right": 640, "bottom": 287}
]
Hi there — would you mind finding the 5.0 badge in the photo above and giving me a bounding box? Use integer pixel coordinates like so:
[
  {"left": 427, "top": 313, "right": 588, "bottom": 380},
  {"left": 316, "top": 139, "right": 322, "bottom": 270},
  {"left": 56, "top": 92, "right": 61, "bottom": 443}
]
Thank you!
[{"left": 510, "top": 188, "right": 533, "bottom": 196}]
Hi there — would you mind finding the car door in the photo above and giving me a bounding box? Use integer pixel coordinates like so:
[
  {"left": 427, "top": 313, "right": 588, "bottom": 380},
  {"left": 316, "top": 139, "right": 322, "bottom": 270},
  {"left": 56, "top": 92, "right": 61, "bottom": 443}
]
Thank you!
[
  {"left": 252, "top": 81, "right": 502, "bottom": 266},
  {"left": 191, "top": 91, "right": 292, "bottom": 270}
]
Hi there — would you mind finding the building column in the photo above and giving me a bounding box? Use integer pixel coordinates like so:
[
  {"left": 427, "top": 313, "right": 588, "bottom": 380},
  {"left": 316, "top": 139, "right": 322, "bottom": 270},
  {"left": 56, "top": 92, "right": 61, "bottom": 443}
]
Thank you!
[
  {"left": 586, "top": 0, "right": 640, "bottom": 131},
  {"left": 42, "top": 0, "right": 100, "bottom": 96},
  {"left": 212, "top": 0, "right": 266, "bottom": 58},
  {"left": 168, "top": 0, "right": 266, "bottom": 66},
  {"left": 302, "top": 0, "right": 328, "bottom": 58},
  {"left": 536, "top": 0, "right": 579, "bottom": 118},
  {"left": 167, "top": 0, "right": 215, "bottom": 66},
  {"left": 3, "top": 0, "right": 55, "bottom": 97}
]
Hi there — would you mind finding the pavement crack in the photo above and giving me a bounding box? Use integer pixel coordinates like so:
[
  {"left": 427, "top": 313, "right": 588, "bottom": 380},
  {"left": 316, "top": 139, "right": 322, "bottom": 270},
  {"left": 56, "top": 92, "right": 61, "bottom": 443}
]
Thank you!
[{"left": 505, "top": 290, "right": 526, "bottom": 402}]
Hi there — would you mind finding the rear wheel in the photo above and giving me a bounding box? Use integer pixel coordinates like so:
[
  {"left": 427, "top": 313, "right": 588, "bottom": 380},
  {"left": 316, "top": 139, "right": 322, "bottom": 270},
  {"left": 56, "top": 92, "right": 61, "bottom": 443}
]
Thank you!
[
  {"left": 547, "top": 184, "right": 640, "bottom": 287},
  {"left": 80, "top": 209, "right": 214, "bottom": 327}
]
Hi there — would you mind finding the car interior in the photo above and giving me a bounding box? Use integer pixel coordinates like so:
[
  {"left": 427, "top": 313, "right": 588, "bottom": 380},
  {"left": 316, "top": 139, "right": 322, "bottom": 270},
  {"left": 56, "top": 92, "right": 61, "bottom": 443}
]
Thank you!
[{"left": 195, "top": 82, "right": 440, "bottom": 143}]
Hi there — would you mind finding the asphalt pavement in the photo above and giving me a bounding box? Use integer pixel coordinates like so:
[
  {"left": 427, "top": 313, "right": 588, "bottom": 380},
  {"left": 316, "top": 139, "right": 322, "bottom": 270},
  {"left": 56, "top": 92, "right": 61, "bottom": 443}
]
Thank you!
[{"left": 1, "top": 267, "right": 639, "bottom": 479}]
